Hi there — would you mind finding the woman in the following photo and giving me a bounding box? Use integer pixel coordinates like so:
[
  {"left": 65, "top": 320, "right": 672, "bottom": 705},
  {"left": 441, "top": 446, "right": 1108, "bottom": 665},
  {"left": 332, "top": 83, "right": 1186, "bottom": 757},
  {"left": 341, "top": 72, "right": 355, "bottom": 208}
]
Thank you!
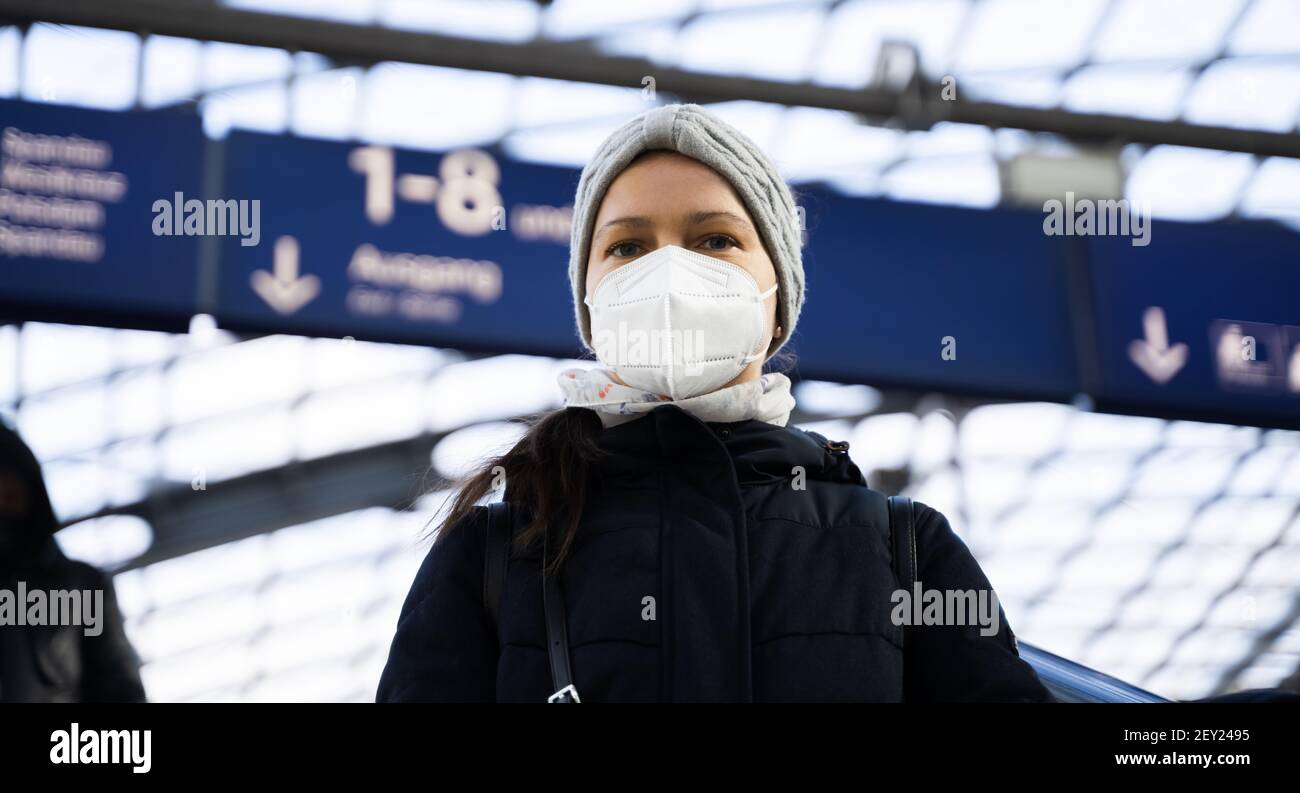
[{"left": 377, "top": 104, "right": 1051, "bottom": 703}]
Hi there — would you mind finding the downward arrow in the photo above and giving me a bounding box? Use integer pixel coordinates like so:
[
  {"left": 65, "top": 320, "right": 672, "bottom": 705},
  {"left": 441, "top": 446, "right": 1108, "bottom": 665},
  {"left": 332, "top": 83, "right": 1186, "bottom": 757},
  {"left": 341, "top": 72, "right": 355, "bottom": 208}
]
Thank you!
[
  {"left": 1128, "top": 306, "right": 1188, "bottom": 385},
  {"left": 250, "top": 236, "right": 320, "bottom": 315}
]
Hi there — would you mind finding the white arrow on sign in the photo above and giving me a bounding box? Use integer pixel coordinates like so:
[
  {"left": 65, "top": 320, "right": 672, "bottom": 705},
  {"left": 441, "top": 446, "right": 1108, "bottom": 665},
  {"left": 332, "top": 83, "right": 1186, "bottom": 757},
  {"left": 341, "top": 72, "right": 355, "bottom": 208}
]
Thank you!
[
  {"left": 1128, "top": 306, "right": 1188, "bottom": 385},
  {"left": 250, "top": 236, "right": 320, "bottom": 315}
]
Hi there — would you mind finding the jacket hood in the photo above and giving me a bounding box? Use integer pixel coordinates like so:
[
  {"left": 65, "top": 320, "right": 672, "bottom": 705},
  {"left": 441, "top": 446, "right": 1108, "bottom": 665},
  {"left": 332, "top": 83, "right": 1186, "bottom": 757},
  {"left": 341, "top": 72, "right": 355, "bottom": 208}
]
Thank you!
[
  {"left": 0, "top": 422, "right": 62, "bottom": 575},
  {"left": 596, "top": 404, "right": 867, "bottom": 487}
]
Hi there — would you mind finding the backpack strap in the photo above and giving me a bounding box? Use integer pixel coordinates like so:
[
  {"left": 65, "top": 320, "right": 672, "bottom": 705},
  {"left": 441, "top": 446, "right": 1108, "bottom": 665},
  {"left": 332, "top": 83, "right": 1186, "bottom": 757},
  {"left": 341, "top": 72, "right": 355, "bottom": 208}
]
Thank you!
[
  {"left": 888, "top": 496, "right": 919, "bottom": 703},
  {"left": 542, "top": 528, "right": 580, "bottom": 703},
  {"left": 481, "top": 501, "right": 580, "bottom": 703},
  {"left": 482, "top": 501, "right": 511, "bottom": 625},
  {"left": 887, "top": 495, "right": 917, "bottom": 598}
]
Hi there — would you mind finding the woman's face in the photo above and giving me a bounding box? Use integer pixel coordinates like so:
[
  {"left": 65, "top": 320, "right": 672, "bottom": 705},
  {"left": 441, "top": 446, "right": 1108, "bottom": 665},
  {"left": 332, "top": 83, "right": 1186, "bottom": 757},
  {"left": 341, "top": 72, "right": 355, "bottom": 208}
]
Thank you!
[{"left": 585, "top": 151, "right": 779, "bottom": 389}]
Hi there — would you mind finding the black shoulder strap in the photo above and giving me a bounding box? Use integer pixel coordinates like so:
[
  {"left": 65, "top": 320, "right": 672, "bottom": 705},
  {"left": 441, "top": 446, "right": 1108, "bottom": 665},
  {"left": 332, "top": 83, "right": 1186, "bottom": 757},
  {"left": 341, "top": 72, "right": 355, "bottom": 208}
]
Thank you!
[
  {"left": 482, "top": 501, "right": 579, "bottom": 703},
  {"left": 482, "top": 501, "right": 511, "bottom": 625},
  {"left": 887, "top": 495, "right": 917, "bottom": 597},
  {"left": 542, "top": 529, "right": 579, "bottom": 703},
  {"left": 888, "top": 496, "right": 918, "bottom": 702}
]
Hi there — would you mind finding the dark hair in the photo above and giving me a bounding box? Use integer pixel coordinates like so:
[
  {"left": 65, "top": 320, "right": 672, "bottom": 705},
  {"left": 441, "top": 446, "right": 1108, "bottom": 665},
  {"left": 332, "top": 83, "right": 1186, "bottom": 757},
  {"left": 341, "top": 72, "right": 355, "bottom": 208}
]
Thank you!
[{"left": 431, "top": 406, "right": 606, "bottom": 576}]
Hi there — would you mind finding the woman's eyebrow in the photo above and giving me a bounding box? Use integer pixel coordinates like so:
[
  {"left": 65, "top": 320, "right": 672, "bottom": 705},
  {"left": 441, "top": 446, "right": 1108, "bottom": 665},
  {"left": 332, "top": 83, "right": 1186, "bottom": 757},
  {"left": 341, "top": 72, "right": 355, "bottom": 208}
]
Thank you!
[
  {"left": 594, "top": 210, "right": 755, "bottom": 239},
  {"left": 686, "top": 210, "right": 755, "bottom": 233},
  {"left": 594, "top": 216, "right": 653, "bottom": 238}
]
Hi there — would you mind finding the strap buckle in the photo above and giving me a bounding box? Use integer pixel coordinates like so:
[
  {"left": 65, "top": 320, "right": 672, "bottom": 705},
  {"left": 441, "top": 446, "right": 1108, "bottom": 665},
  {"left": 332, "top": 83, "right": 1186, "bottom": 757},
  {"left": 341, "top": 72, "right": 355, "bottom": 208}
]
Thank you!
[{"left": 547, "top": 684, "right": 581, "bottom": 703}]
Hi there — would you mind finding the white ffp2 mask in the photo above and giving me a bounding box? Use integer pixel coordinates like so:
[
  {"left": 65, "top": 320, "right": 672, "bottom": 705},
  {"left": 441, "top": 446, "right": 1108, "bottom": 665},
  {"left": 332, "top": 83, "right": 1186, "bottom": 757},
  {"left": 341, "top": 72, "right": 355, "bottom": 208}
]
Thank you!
[{"left": 584, "top": 245, "right": 777, "bottom": 400}]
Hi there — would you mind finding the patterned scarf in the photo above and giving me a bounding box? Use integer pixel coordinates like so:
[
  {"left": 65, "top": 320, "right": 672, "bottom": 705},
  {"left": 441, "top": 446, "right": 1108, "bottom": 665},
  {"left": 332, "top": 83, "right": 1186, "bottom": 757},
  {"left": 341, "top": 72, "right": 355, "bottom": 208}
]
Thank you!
[{"left": 556, "top": 366, "right": 795, "bottom": 429}]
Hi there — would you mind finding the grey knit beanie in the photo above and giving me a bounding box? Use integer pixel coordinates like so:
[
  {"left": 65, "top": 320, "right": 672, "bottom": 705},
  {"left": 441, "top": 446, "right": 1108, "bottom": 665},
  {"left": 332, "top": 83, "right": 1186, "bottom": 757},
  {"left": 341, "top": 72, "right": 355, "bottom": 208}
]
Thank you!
[{"left": 568, "top": 103, "right": 804, "bottom": 360}]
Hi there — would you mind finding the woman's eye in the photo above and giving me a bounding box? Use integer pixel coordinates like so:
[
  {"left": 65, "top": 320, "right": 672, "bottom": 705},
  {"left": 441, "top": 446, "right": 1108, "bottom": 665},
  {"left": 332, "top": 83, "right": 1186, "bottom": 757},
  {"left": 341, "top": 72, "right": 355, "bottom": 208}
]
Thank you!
[
  {"left": 700, "top": 235, "right": 736, "bottom": 252},
  {"left": 609, "top": 242, "right": 641, "bottom": 258}
]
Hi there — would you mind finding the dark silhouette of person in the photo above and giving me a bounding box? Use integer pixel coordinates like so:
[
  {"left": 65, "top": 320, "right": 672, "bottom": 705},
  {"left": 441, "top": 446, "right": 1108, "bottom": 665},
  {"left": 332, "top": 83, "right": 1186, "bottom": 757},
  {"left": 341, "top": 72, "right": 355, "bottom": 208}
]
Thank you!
[{"left": 0, "top": 422, "right": 146, "bottom": 702}]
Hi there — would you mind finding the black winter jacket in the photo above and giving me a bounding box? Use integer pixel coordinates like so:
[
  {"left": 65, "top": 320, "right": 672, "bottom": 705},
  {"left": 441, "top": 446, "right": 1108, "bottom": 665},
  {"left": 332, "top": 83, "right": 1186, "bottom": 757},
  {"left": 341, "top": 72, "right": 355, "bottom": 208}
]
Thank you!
[{"left": 378, "top": 404, "right": 1051, "bottom": 702}]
